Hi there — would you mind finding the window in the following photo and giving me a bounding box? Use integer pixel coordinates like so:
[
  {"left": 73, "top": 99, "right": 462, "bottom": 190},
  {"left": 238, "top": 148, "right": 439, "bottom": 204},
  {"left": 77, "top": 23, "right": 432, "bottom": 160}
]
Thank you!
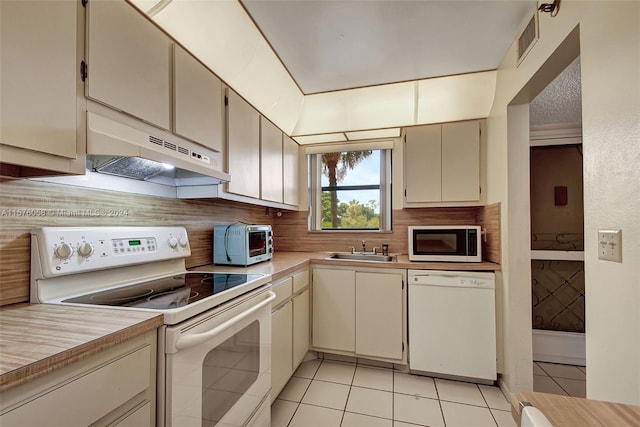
[{"left": 309, "top": 149, "right": 391, "bottom": 231}]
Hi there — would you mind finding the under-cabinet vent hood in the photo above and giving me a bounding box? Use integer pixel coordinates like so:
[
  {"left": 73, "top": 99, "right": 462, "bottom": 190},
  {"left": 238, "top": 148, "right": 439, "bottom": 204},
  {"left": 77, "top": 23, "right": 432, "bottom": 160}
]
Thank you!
[{"left": 86, "top": 111, "right": 230, "bottom": 187}]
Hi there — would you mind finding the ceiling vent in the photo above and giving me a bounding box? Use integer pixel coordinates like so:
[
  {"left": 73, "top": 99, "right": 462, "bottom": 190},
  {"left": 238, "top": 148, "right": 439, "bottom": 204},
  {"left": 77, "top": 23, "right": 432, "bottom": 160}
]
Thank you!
[{"left": 517, "top": 13, "right": 539, "bottom": 65}]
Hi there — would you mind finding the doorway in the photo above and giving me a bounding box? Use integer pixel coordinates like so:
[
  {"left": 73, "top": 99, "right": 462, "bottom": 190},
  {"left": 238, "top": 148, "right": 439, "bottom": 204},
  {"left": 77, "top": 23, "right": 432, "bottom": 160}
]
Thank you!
[{"left": 528, "top": 57, "right": 586, "bottom": 397}]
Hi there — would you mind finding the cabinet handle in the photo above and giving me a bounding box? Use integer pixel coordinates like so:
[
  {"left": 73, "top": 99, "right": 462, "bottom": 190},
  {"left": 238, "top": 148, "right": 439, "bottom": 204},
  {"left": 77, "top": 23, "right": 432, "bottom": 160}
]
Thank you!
[{"left": 272, "top": 300, "right": 291, "bottom": 314}]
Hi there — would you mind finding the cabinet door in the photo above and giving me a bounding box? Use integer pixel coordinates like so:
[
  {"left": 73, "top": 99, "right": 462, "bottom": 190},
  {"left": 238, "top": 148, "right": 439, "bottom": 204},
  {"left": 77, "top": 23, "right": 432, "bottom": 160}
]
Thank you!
[
  {"left": 173, "top": 45, "right": 223, "bottom": 152},
  {"left": 227, "top": 91, "right": 260, "bottom": 198},
  {"left": 271, "top": 301, "right": 293, "bottom": 401},
  {"left": 0, "top": 0, "right": 78, "bottom": 159},
  {"left": 355, "top": 272, "right": 403, "bottom": 360},
  {"left": 442, "top": 121, "right": 480, "bottom": 201},
  {"left": 292, "top": 289, "right": 310, "bottom": 368},
  {"left": 405, "top": 125, "right": 442, "bottom": 202},
  {"left": 283, "top": 135, "right": 300, "bottom": 206},
  {"left": 260, "top": 117, "right": 283, "bottom": 203},
  {"left": 87, "top": 0, "right": 171, "bottom": 130},
  {"left": 312, "top": 269, "right": 355, "bottom": 352}
]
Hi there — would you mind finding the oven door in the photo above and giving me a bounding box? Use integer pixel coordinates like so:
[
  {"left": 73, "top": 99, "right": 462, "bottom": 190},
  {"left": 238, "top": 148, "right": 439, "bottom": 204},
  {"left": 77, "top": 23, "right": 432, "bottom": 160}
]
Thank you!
[{"left": 163, "top": 287, "right": 275, "bottom": 427}]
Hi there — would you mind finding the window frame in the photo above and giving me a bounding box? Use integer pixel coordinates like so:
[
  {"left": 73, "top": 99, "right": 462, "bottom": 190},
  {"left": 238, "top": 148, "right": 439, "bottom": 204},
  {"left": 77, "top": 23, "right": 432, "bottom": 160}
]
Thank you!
[{"left": 308, "top": 148, "right": 392, "bottom": 231}]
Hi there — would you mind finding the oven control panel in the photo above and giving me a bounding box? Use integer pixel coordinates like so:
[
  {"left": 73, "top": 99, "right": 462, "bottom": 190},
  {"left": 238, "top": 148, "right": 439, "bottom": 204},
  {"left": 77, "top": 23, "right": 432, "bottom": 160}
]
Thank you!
[
  {"left": 31, "top": 226, "right": 191, "bottom": 278},
  {"left": 111, "top": 237, "right": 157, "bottom": 255}
]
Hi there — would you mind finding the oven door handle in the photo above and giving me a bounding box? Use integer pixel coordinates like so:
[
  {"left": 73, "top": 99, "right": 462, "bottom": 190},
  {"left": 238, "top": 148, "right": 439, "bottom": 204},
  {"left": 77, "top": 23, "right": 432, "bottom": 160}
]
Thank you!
[{"left": 174, "top": 290, "right": 276, "bottom": 351}]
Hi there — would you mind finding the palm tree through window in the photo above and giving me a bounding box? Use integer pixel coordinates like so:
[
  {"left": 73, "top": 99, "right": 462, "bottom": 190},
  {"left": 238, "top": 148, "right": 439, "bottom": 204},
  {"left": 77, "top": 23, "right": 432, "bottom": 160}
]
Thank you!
[{"left": 311, "top": 149, "right": 390, "bottom": 230}]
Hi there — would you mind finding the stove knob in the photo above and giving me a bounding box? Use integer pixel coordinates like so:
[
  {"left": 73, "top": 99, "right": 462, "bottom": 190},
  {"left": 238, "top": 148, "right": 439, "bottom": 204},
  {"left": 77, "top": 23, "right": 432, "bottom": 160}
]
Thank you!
[
  {"left": 179, "top": 236, "right": 188, "bottom": 247},
  {"left": 78, "top": 242, "right": 94, "bottom": 257},
  {"left": 54, "top": 243, "right": 73, "bottom": 260},
  {"left": 168, "top": 237, "right": 178, "bottom": 248}
]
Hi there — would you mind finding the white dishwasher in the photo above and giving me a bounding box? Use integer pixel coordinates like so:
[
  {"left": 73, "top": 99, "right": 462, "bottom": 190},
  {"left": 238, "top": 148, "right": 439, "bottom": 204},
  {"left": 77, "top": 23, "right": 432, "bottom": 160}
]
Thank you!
[{"left": 408, "top": 270, "right": 496, "bottom": 384}]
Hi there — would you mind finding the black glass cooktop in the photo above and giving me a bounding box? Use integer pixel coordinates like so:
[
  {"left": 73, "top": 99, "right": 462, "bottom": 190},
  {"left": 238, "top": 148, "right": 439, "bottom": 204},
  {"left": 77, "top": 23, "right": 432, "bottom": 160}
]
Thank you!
[{"left": 63, "top": 272, "right": 264, "bottom": 310}]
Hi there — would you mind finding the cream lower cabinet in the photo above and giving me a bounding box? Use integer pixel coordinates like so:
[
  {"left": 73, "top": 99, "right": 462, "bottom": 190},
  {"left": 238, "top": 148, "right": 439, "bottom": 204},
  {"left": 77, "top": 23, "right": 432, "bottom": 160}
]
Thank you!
[
  {"left": 271, "top": 268, "right": 310, "bottom": 402},
  {"left": 0, "top": 330, "right": 157, "bottom": 427},
  {"left": 311, "top": 269, "right": 356, "bottom": 352},
  {"left": 272, "top": 300, "right": 293, "bottom": 400},
  {"left": 312, "top": 266, "right": 406, "bottom": 364},
  {"left": 355, "top": 272, "right": 404, "bottom": 360},
  {"left": 292, "top": 289, "right": 310, "bottom": 366}
]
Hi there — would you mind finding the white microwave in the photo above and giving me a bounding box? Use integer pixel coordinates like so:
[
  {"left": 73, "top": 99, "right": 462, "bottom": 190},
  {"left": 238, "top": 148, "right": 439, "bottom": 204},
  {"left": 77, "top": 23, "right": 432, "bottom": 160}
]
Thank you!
[{"left": 408, "top": 225, "right": 482, "bottom": 262}]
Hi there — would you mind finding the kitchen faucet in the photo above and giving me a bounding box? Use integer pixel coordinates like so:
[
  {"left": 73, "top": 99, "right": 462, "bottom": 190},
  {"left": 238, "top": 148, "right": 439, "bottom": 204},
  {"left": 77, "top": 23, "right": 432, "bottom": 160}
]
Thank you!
[{"left": 349, "top": 240, "right": 387, "bottom": 255}]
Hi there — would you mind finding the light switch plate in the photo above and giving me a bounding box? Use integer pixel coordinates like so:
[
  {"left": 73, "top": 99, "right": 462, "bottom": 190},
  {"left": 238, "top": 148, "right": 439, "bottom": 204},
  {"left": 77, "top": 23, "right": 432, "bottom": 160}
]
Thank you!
[{"left": 598, "top": 229, "right": 622, "bottom": 262}]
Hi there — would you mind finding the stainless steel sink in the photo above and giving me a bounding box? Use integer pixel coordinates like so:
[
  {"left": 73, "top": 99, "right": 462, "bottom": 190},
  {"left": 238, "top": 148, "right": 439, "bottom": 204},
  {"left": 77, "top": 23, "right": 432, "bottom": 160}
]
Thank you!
[{"left": 326, "top": 253, "right": 396, "bottom": 262}]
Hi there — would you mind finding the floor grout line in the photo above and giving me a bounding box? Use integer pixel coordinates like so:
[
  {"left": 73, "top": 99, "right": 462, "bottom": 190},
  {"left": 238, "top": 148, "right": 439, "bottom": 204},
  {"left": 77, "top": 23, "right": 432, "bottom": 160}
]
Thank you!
[{"left": 278, "top": 358, "right": 518, "bottom": 427}]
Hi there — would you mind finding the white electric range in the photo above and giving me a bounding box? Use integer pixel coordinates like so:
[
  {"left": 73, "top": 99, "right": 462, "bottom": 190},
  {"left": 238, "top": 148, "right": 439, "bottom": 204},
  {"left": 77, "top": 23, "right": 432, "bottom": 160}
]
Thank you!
[{"left": 30, "top": 226, "right": 274, "bottom": 427}]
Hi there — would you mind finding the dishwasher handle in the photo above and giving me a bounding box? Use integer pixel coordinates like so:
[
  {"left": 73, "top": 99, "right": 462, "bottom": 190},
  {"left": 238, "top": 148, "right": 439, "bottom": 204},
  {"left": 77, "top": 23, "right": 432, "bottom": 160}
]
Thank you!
[
  {"left": 173, "top": 290, "right": 276, "bottom": 352},
  {"left": 408, "top": 272, "right": 495, "bottom": 289}
]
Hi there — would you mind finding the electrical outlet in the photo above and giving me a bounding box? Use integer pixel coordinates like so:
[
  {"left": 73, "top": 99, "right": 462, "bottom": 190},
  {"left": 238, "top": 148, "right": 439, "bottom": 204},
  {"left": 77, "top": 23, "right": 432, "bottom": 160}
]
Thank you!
[{"left": 598, "top": 229, "right": 622, "bottom": 262}]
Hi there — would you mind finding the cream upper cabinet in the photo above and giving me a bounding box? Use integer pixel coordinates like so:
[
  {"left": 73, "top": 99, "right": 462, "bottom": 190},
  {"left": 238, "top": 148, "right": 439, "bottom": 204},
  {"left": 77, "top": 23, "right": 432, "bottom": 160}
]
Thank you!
[
  {"left": 0, "top": 0, "right": 85, "bottom": 175},
  {"left": 404, "top": 120, "right": 482, "bottom": 206},
  {"left": 283, "top": 135, "right": 300, "bottom": 207},
  {"left": 312, "top": 268, "right": 356, "bottom": 352},
  {"left": 173, "top": 45, "right": 223, "bottom": 152},
  {"left": 86, "top": 0, "right": 171, "bottom": 130},
  {"left": 226, "top": 90, "right": 260, "bottom": 199},
  {"left": 355, "top": 271, "right": 403, "bottom": 360},
  {"left": 441, "top": 121, "right": 481, "bottom": 202},
  {"left": 260, "top": 117, "right": 283, "bottom": 203},
  {"left": 404, "top": 124, "right": 442, "bottom": 202}
]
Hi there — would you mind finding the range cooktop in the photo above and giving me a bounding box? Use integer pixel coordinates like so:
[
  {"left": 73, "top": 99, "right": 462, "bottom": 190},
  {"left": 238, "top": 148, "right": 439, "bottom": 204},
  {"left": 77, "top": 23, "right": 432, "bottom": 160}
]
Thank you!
[{"left": 63, "top": 272, "right": 264, "bottom": 310}]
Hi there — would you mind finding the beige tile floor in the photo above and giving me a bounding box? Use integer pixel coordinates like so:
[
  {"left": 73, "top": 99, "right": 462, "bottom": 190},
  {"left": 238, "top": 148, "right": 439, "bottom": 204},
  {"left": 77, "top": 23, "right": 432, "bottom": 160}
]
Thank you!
[
  {"left": 271, "top": 359, "right": 517, "bottom": 427},
  {"left": 533, "top": 361, "right": 586, "bottom": 398}
]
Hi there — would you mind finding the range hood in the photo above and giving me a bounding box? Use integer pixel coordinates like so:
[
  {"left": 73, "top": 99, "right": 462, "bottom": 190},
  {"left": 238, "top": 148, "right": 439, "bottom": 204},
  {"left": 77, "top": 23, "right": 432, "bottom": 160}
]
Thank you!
[{"left": 86, "top": 110, "right": 230, "bottom": 187}]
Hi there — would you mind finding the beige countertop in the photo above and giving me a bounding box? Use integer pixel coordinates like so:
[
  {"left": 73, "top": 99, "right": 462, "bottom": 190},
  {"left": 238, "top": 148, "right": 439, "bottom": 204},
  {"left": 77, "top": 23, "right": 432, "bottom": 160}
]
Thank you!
[
  {"left": 191, "top": 251, "right": 501, "bottom": 280},
  {"left": 0, "top": 304, "right": 162, "bottom": 392},
  {"left": 0, "top": 251, "right": 498, "bottom": 393},
  {"left": 511, "top": 391, "right": 640, "bottom": 426}
]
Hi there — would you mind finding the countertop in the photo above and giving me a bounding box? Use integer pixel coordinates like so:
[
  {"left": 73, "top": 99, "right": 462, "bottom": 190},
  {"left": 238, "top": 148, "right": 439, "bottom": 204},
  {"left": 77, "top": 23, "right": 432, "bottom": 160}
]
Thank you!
[
  {"left": 191, "top": 251, "right": 501, "bottom": 281},
  {"left": 0, "top": 251, "right": 498, "bottom": 393},
  {"left": 0, "top": 304, "right": 162, "bottom": 392},
  {"left": 511, "top": 391, "right": 640, "bottom": 426}
]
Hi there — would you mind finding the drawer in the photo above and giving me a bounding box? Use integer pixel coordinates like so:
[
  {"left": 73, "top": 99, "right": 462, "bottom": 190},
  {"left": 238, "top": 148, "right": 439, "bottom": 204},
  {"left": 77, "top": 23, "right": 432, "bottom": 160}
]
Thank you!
[
  {"left": 272, "top": 276, "right": 293, "bottom": 308},
  {"left": 292, "top": 269, "right": 310, "bottom": 293},
  {"left": 0, "top": 345, "right": 151, "bottom": 426}
]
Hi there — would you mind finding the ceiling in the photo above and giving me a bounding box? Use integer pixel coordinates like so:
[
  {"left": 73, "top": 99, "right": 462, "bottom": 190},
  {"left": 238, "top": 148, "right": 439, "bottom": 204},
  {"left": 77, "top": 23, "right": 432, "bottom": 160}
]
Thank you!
[
  {"left": 240, "top": 0, "right": 537, "bottom": 94},
  {"left": 133, "top": 0, "right": 580, "bottom": 139},
  {"left": 530, "top": 56, "right": 582, "bottom": 126}
]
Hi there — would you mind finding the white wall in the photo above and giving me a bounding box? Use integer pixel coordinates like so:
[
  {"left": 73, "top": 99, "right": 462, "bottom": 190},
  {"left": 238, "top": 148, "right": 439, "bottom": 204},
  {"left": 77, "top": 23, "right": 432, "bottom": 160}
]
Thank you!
[{"left": 487, "top": 1, "right": 640, "bottom": 404}]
